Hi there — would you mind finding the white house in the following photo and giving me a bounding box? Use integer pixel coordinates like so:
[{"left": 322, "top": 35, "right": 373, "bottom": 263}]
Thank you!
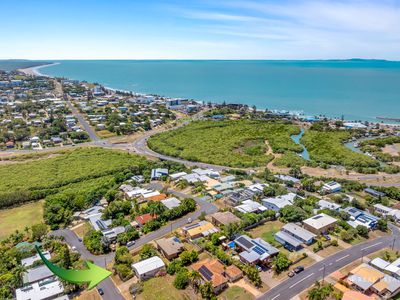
[
  {"left": 321, "top": 181, "right": 342, "bottom": 194},
  {"left": 318, "top": 199, "right": 341, "bottom": 211},
  {"left": 131, "top": 256, "right": 165, "bottom": 280},
  {"left": 262, "top": 193, "right": 298, "bottom": 211},
  {"left": 16, "top": 278, "right": 66, "bottom": 300},
  {"left": 373, "top": 204, "right": 394, "bottom": 216}
]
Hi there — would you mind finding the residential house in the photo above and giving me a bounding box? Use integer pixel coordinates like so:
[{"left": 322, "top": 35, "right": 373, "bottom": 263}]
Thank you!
[
  {"left": 209, "top": 211, "right": 241, "bottom": 227},
  {"left": 373, "top": 204, "right": 394, "bottom": 216},
  {"left": 321, "top": 181, "right": 342, "bottom": 194},
  {"left": 156, "top": 237, "right": 184, "bottom": 260},
  {"left": 234, "top": 235, "right": 279, "bottom": 265},
  {"left": 365, "top": 188, "right": 386, "bottom": 198},
  {"left": 318, "top": 199, "right": 341, "bottom": 211},
  {"left": 102, "top": 226, "right": 126, "bottom": 244},
  {"left": 371, "top": 274, "right": 400, "bottom": 298},
  {"left": 21, "top": 252, "right": 51, "bottom": 267},
  {"left": 344, "top": 207, "right": 380, "bottom": 230},
  {"left": 169, "top": 172, "right": 188, "bottom": 181},
  {"left": 347, "top": 263, "right": 385, "bottom": 293},
  {"left": 235, "top": 200, "right": 268, "bottom": 214},
  {"left": 227, "top": 189, "right": 255, "bottom": 205},
  {"left": 131, "top": 256, "right": 165, "bottom": 280},
  {"left": 16, "top": 277, "right": 66, "bottom": 300},
  {"left": 161, "top": 197, "right": 181, "bottom": 210},
  {"left": 262, "top": 193, "right": 297, "bottom": 211},
  {"left": 135, "top": 213, "right": 157, "bottom": 226},
  {"left": 151, "top": 168, "right": 168, "bottom": 180},
  {"left": 182, "top": 221, "right": 218, "bottom": 239},
  {"left": 191, "top": 259, "right": 232, "bottom": 294},
  {"left": 23, "top": 265, "right": 54, "bottom": 285},
  {"left": 302, "top": 213, "right": 337, "bottom": 235}
]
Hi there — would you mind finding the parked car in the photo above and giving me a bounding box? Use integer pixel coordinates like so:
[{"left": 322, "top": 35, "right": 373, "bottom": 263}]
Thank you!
[
  {"left": 127, "top": 240, "right": 136, "bottom": 247},
  {"left": 294, "top": 266, "right": 304, "bottom": 274},
  {"left": 97, "top": 288, "right": 104, "bottom": 295},
  {"left": 288, "top": 271, "right": 295, "bottom": 277},
  {"left": 323, "top": 234, "right": 331, "bottom": 241},
  {"left": 187, "top": 218, "right": 192, "bottom": 223}
]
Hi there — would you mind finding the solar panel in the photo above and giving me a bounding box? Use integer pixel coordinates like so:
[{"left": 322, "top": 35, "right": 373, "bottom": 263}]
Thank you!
[
  {"left": 313, "top": 215, "right": 323, "bottom": 219},
  {"left": 199, "top": 266, "right": 213, "bottom": 281},
  {"left": 253, "top": 246, "right": 265, "bottom": 255},
  {"left": 237, "top": 236, "right": 254, "bottom": 249}
]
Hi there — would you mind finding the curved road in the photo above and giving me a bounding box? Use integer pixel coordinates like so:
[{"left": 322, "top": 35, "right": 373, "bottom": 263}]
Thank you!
[{"left": 131, "top": 128, "right": 232, "bottom": 172}]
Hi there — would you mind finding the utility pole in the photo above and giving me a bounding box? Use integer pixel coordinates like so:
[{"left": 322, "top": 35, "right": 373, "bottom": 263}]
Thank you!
[
  {"left": 322, "top": 263, "right": 326, "bottom": 284},
  {"left": 361, "top": 249, "right": 365, "bottom": 263},
  {"left": 392, "top": 236, "right": 397, "bottom": 250}
]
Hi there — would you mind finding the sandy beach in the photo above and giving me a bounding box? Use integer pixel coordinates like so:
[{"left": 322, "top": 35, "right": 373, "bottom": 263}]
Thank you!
[{"left": 19, "top": 62, "right": 59, "bottom": 76}]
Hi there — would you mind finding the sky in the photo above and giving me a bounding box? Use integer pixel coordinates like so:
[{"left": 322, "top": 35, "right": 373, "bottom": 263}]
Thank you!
[{"left": 1, "top": 0, "right": 400, "bottom": 60}]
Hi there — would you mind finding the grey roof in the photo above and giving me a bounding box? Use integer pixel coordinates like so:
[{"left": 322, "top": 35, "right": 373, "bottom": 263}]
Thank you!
[
  {"left": 23, "top": 265, "right": 53, "bottom": 284},
  {"left": 380, "top": 274, "right": 400, "bottom": 293},
  {"left": 348, "top": 274, "right": 375, "bottom": 290},
  {"left": 275, "top": 231, "right": 302, "bottom": 248},
  {"left": 239, "top": 251, "right": 259, "bottom": 263},
  {"left": 370, "top": 257, "right": 391, "bottom": 271},
  {"left": 282, "top": 223, "right": 316, "bottom": 242}
]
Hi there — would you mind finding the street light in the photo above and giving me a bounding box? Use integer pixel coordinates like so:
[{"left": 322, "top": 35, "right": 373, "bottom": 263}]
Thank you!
[
  {"left": 392, "top": 236, "right": 397, "bottom": 250},
  {"left": 322, "top": 263, "right": 326, "bottom": 284}
]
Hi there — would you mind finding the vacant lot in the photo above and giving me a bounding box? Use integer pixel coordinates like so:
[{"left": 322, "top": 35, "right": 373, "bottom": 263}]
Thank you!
[
  {"left": 137, "top": 275, "right": 195, "bottom": 300},
  {"left": 0, "top": 201, "right": 44, "bottom": 239},
  {"left": 148, "top": 120, "right": 301, "bottom": 168},
  {"left": 220, "top": 286, "right": 255, "bottom": 300}
]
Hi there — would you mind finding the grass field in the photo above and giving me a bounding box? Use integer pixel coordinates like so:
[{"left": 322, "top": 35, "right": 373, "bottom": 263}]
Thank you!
[
  {"left": 137, "top": 275, "right": 194, "bottom": 300},
  {"left": 148, "top": 120, "right": 301, "bottom": 168},
  {"left": 0, "top": 201, "right": 44, "bottom": 239},
  {"left": 0, "top": 147, "right": 148, "bottom": 209},
  {"left": 248, "top": 220, "right": 284, "bottom": 247},
  {"left": 220, "top": 286, "right": 255, "bottom": 300}
]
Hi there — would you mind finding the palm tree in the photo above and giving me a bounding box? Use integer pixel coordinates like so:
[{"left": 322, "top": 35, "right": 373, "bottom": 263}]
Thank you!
[{"left": 12, "top": 265, "right": 27, "bottom": 287}]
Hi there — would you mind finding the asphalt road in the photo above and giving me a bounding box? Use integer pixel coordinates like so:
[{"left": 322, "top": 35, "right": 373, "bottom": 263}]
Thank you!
[
  {"left": 65, "top": 99, "right": 100, "bottom": 142},
  {"left": 51, "top": 229, "right": 123, "bottom": 300},
  {"left": 131, "top": 129, "right": 231, "bottom": 172},
  {"left": 258, "top": 224, "right": 400, "bottom": 300}
]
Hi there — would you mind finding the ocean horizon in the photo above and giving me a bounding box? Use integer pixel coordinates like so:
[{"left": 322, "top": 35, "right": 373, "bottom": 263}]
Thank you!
[{"left": 37, "top": 60, "right": 400, "bottom": 122}]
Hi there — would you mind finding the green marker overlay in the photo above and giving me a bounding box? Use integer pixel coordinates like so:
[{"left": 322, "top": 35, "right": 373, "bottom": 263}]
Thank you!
[{"left": 35, "top": 245, "right": 111, "bottom": 289}]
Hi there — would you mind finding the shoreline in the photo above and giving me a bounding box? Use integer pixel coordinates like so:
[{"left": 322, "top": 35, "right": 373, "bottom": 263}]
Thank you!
[
  {"left": 18, "top": 62, "right": 60, "bottom": 76},
  {"left": 17, "top": 62, "right": 400, "bottom": 126}
]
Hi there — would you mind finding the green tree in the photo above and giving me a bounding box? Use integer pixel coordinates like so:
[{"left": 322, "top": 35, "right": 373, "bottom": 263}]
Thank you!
[
  {"left": 139, "top": 244, "right": 157, "bottom": 260},
  {"left": 377, "top": 219, "right": 388, "bottom": 232},
  {"left": 173, "top": 268, "right": 189, "bottom": 289},
  {"left": 356, "top": 225, "right": 369, "bottom": 238},
  {"left": 272, "top": 253, "right": 291, "bottom": 273},
  {"left": 199, "top": 282, "right": 216, "bottom": 300},
  {"left": 31, "top": 223, "right": 48, "bottom": 241}
]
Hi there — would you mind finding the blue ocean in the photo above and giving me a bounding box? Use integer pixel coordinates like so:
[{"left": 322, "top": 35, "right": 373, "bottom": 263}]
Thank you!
[{"left": 39, "top": 60, "right": 400, "bottom": 122}]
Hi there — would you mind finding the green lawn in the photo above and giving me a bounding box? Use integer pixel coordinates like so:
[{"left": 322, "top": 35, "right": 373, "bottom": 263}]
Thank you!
[
  {"left": 148, "top": 120, "right": 301, "bottom": 168},
  {"left": 248, "top": 220, "right": 284, "bottom": 247},
  {"left": 138, "top": 275, "right": 192, "bottom": 300},
  {"left": 220, "top": 286, "right": 255, "bottom": 300},
  {"left": 0, "top": 201, "right": 44, "bottom": 239}
]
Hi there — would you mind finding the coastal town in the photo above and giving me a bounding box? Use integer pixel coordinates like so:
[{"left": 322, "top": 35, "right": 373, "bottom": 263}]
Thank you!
[{"left": 1, "top": 62, "right": 400, "bottom": 300}]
